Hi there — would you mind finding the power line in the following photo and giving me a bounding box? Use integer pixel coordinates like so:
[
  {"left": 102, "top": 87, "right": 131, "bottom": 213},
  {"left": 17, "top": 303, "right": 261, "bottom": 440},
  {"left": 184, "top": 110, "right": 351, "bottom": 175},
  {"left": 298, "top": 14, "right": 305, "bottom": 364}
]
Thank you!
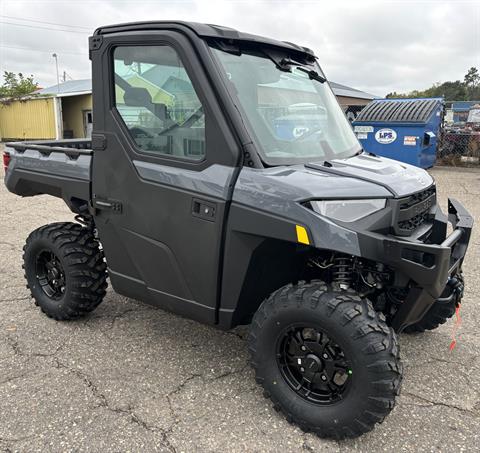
[
  {"left": 0, "top": 21, "right": 90, "bottom": 34},
  {"left": 0, "top": 44, "right": 87, "bottom": 56},
  {"left": 0, "top": 15, "right": 91, "bottom": 30}
]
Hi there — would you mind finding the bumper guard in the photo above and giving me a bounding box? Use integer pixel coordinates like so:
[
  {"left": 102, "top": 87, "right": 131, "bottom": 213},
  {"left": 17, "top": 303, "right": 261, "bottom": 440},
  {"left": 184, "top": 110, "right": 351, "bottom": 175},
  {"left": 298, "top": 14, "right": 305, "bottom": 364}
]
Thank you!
[{"left": 388, "top": 198, "right": 473, "bottom": 332}]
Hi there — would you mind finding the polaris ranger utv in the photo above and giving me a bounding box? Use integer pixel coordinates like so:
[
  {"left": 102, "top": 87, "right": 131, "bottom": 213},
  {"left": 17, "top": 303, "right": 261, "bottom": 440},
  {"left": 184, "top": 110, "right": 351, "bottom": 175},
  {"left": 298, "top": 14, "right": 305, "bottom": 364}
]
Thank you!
[{"left": 3, "top": 21, "right": 473, "bottom": 439}]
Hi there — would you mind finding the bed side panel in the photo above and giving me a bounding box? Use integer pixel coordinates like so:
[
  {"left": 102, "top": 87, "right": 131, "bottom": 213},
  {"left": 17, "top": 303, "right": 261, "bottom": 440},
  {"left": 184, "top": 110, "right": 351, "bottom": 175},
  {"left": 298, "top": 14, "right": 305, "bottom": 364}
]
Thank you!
[{"left": 4, "top": 145, "right": 92, "bottom": 212}]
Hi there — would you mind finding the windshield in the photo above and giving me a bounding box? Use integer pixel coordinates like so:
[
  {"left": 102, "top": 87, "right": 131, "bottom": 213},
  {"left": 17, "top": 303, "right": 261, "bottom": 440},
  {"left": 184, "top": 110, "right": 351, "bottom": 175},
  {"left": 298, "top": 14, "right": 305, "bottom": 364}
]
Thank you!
[{"left": 211, "top": 47, "right": 362, "bottom": 165}]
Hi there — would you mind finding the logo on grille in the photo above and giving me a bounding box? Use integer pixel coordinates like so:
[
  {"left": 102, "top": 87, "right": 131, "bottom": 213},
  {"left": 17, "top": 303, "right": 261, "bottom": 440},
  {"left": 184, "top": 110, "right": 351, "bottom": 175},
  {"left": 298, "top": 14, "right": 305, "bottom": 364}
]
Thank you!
[
  {"left": 416, "top": 175, "right": 427, "bottom": 186},
  {"left": 413, "top": 198, "right": 432, "bottom": 214}
]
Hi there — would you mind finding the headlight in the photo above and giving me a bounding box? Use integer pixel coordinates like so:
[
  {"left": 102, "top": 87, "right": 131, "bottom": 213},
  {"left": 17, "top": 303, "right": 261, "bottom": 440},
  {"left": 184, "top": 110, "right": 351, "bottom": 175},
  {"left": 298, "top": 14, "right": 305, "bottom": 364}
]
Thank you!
[{"left": 310, "top": 199, "right": 386, "bottom": 222}]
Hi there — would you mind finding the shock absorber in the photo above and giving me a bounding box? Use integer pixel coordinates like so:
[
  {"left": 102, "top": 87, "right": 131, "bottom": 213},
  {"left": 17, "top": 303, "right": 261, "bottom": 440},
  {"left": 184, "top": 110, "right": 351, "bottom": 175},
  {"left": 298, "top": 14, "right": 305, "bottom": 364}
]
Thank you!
[{"left": 332, "top": 255, "right": 353, "bottom": 289}]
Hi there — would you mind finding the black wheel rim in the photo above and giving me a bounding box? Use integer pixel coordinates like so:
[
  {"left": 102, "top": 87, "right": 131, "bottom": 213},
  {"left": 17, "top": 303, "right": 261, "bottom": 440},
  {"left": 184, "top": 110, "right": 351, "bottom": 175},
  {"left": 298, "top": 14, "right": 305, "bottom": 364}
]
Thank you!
[
  {"left": 35, "top": 249, "right": 66, "bottom": 300},
  {"left": 276, "top": 326, "right": 352, "bottom": 405}
]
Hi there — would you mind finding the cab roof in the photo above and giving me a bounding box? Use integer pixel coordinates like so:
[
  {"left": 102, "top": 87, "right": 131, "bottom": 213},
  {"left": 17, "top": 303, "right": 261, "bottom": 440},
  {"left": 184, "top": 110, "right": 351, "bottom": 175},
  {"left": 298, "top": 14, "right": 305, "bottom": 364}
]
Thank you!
[{"left": 93, "top": 21, "right": 315, "bottom": 56}]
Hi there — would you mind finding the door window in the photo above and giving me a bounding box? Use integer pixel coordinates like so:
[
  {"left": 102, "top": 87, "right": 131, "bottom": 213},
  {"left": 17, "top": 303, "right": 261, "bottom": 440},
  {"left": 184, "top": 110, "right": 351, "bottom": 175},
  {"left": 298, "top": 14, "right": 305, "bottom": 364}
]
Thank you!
[{"left": 113, "top": 45, "right": 205, "bottom": 160}]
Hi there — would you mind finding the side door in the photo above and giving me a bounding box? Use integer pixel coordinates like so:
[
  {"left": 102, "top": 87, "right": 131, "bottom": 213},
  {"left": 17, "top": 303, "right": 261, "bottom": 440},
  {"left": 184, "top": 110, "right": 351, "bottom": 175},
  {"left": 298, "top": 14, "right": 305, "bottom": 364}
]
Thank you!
[{"left": 90, "top": 32, "right": 240, "bottom": 324}]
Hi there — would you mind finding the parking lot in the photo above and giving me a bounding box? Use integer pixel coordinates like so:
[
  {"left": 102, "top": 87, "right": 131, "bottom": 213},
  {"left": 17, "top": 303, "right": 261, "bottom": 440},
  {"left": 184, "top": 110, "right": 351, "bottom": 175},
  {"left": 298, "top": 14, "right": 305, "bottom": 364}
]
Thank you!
[{"left": 0, "top": 163, "right": 479, "bottom": 452}]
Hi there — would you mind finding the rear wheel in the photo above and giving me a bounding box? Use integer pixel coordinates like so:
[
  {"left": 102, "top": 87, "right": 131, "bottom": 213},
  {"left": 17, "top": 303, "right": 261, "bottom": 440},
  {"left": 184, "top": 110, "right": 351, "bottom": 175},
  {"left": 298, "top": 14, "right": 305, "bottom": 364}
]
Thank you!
[
  {"left": 248, "top": 281, "right": 402, "bottom": 439},
  {"left": 23, "top": 222, "right": 107, "bottom": 320}
]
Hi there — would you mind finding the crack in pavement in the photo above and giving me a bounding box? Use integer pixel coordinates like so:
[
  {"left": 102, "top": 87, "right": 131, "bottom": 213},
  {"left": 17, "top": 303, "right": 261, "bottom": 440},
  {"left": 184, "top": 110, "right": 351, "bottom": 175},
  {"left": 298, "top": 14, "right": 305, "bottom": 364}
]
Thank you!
[
  {"left": 428, "top": 354, "right": 479, "bottom": 368},
  {"left": 0, "top": 434, "right": 36, "bottom": 452},
  {"left": 415, "top": 355, "right": 480, "bottom": 401},
  {"left": 107, "top": 308, "right": 139, "bottom": 331},
  {"left": 52, "top": 357, "right": 178, "bottom": 453},
  {"left": 5, "top": 335, "right": 65, "bottom": 359},
  {"left": 165, "top": 373, "right": 204, "bottom": 430},
  {"left": 83, "top": 306, "right": 154, "bottom": 330},
  {"left": 402, "top": 391, "right": 479, "bottom": 416},
  {"left": 163, "top": 364, "right": 249, "bottom": 439},
  {"left": 209, "top": 363, "right": 249, "bottom": 382},
  {"left": 0, "top": 371, "right": 35, "bottom": 386}
]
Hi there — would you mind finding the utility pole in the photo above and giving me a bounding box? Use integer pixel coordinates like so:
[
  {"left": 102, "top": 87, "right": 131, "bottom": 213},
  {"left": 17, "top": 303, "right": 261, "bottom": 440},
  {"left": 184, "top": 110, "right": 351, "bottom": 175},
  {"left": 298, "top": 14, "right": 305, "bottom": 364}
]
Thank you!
[{"left": 52, "top": 53, "right": 60, "bottom": 93}]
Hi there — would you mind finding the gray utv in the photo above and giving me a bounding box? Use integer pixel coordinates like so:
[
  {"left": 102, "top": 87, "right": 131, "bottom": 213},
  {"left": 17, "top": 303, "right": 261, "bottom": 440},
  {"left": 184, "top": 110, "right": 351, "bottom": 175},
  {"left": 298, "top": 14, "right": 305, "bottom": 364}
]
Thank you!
[{"left": 3, "top": 21, "right": 473, "bottom": 439}]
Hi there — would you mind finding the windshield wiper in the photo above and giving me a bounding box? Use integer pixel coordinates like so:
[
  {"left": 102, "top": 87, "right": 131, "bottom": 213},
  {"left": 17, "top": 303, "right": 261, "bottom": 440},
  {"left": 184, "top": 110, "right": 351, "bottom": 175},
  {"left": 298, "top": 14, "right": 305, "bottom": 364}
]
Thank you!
[
  {"left": 295, "top": 66, "right": 326, "bottom": 83},
  {"left": 262, "top": 49, "right": 322, "bottom": 77},
  {"left": 276, "top": 57, "right": 326, "bottom": 83}
]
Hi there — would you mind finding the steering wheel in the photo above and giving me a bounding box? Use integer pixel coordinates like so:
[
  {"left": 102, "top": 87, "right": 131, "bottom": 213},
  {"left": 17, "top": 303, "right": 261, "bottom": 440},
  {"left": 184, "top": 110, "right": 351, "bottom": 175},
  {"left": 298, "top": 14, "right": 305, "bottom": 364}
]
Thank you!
[{"left": 157, "top": 106, "right": 204, "bottom": 137}]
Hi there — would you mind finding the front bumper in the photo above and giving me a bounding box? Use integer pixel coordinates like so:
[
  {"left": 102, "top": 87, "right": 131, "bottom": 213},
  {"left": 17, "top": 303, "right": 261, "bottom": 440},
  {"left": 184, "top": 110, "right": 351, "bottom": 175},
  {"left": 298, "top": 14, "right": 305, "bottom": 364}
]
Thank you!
[{"left": 357, "top": 198, "right": 473, "bottom": 332}]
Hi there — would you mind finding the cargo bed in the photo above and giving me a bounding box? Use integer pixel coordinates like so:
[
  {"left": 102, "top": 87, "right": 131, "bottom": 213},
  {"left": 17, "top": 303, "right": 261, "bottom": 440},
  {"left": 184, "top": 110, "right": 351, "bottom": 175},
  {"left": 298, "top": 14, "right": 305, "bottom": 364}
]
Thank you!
[{"left": 4, "top": 139, "right": 92, "bottom": 213}]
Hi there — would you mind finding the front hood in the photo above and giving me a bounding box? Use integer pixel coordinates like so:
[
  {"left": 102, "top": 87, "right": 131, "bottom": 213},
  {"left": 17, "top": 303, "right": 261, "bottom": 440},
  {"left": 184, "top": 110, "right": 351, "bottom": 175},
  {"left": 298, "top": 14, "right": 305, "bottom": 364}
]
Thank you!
[{"left": 306, "top": 153, "right": 433, "bottom": 197}]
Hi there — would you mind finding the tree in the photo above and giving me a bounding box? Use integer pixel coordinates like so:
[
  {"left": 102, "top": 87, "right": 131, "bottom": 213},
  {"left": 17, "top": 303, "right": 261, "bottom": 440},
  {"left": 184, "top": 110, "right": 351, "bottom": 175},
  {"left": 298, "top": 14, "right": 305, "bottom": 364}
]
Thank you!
[
  {"left": 385, "top": 67, "right": 479, "bottom": 101},
  {"left": 426, "top": 81, "right": 467, "bottom": 101},
  {"left": 464, "top": 67, "right": 480, "bottom": 98},
  {"left": 0, "top": 71, "right": 39, "bottom": 99},
  {"left": 464, "top": 67, "right": 479, "bottom": 88},
  {"left": 386, "top": 82, "right": 466, "bottom": 101}
]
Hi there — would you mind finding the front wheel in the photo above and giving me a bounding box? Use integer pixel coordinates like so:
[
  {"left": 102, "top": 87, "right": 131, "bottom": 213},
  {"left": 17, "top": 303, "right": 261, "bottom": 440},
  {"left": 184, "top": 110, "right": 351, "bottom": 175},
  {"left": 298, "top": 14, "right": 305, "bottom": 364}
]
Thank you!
[{"left": 248, "top": 281, "right": 402, "bottom": 439}]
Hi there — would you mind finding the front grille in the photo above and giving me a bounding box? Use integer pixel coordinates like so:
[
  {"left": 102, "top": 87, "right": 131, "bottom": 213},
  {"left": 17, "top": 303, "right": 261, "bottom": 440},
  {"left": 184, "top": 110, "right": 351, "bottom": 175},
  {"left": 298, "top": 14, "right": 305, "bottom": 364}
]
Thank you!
[
  {"left": 394, "top": 185, "right": 436, "bottom": 236},
  {"left": 399, "top": 185, "right": 436, "bottom": 209},
  {"left": 398, "top": 211, "right": 429, "bottom": 232}
]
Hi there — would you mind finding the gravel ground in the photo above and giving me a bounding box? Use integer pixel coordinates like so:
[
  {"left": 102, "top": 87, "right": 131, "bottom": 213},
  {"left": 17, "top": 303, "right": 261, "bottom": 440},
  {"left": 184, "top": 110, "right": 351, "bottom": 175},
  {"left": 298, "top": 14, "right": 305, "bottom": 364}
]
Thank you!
[{"left": 1, "top": 156, "right": 479, "bottom": 452}]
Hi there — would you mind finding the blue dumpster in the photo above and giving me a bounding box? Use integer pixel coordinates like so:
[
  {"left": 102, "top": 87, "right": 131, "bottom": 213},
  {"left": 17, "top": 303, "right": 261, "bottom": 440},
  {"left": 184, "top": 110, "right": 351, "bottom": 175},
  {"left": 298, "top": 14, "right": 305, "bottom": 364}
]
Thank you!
[{"left": 352, "top": 98, "right": 444, "bottom": 168}]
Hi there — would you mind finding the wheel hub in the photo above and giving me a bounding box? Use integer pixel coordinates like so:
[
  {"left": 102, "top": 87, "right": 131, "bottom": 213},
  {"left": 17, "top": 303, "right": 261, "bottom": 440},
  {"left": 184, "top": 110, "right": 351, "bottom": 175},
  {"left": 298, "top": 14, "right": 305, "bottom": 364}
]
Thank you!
[
  {"left": 303, "top": 354, "right": 323, "bottom": 373},
  {"left": 36, "top": 250, "right": 66, "bottom": 299},
  {"left": 276, "top": 326, "right": 352, "bottom": 405}
]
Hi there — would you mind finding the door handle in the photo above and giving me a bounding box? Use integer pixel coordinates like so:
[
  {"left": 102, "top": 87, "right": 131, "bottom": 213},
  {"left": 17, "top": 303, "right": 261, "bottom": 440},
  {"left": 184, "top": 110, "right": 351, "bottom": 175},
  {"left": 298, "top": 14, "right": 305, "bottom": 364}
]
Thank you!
[
  {"left": 93, "top": 198, "right": 123, "bottom": 214},
  {"left": 192, "top": 198, "right": 216, "bottom": 221}
]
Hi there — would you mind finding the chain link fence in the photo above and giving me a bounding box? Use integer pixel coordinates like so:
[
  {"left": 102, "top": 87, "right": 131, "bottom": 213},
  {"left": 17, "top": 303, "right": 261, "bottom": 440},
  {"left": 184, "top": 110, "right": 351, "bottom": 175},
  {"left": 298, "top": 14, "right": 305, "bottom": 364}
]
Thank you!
[{"left": 437, "top": 129, "right": 480, "bottom": 166}]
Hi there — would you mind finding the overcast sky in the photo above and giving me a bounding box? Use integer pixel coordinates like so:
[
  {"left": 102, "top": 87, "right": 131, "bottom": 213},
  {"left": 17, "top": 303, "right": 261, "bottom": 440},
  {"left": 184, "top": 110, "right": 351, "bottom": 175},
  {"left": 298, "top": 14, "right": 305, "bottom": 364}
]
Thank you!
[{"left": 0, "top": 0, "right": 479, "bottom": 96}]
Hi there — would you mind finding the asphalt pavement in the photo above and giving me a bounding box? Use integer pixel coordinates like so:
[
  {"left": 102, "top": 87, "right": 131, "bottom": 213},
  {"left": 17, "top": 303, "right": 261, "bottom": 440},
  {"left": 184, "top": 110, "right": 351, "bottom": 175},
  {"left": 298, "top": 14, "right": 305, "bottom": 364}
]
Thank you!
[{"left": 1, "top": 159, "right": 479, "bottom": 452}]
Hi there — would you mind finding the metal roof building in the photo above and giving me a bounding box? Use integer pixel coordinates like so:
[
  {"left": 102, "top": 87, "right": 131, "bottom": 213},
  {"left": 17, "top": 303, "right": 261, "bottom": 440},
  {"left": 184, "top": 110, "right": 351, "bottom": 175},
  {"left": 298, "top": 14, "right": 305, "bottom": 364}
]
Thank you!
[
  {"left": 37, "top": 78, "right": 377, "bottom": 105},
  {"left": 36, "top": 79, "right": 92, "bottom": 97},
  {"left": 329, "top": 81, "right": 378, "bottom": 105},
  {"left": 1, "top": 77, "right": 376, "bottom": 141},
  {"left": 0, "top": 79, "right": 93, "bottom": 141}
]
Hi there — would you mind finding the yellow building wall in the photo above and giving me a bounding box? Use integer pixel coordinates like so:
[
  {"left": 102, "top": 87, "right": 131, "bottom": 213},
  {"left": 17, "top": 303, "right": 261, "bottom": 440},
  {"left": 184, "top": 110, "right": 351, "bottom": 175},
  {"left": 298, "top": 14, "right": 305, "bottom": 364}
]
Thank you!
[
  {"left": 0, "top": 97, "right": 56, "bottom": 140},
  {"left": 61, "top": 94, "right": 92, "bottom": 138}
]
